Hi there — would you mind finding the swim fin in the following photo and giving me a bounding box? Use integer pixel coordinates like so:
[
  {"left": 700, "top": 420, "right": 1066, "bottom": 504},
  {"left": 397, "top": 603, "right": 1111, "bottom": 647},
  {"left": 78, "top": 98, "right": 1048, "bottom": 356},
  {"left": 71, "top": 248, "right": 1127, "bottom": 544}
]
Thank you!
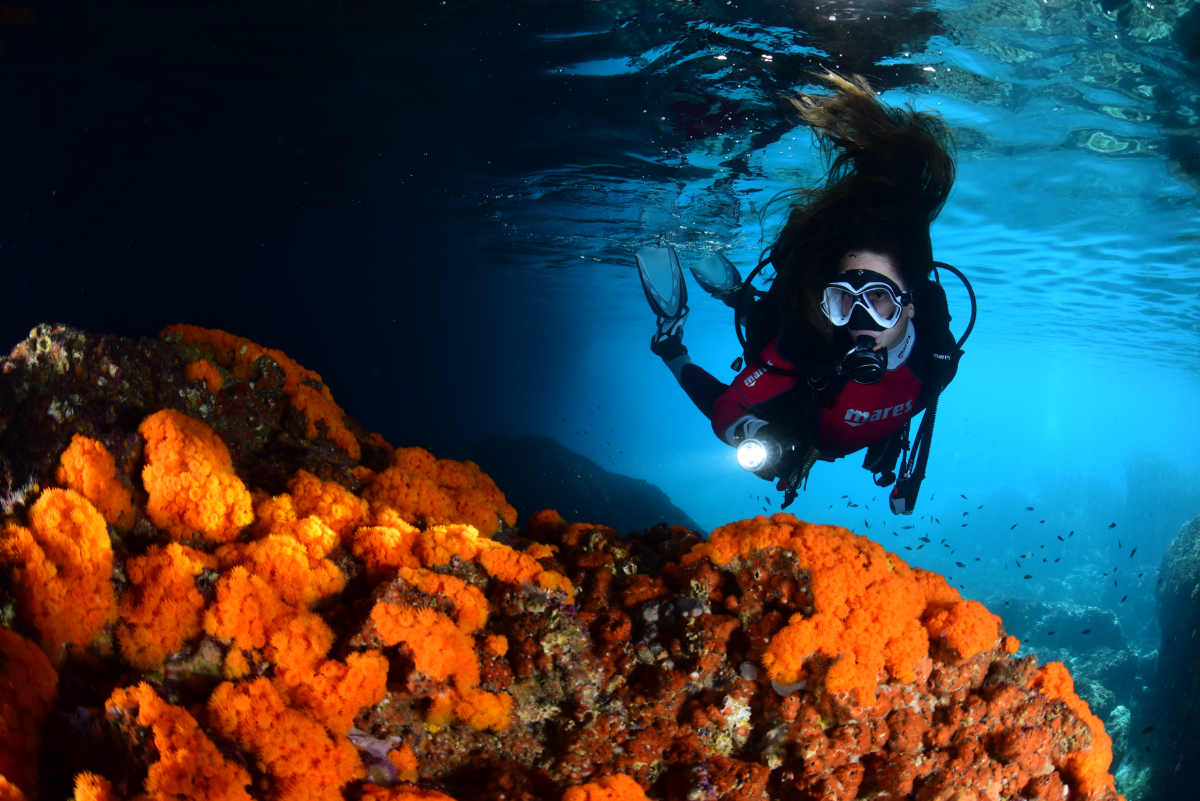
[
  {"left": 636, "top": 246, "right": 688, "bottom": 321},
  {"left": 690, "top": 253, "right": 743, "bottom": 306}
]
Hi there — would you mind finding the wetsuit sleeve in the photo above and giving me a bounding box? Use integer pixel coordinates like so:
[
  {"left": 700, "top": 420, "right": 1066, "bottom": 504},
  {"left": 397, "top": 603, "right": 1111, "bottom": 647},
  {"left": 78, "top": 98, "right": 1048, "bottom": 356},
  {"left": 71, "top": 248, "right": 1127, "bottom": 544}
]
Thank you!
[{"left": 710, "top": 336, "right": 800, "bottom": 446}]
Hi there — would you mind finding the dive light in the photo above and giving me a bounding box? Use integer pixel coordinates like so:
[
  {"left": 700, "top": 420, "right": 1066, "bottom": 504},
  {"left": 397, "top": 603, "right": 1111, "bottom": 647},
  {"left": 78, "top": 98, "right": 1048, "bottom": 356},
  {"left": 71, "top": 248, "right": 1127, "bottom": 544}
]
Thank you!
[
  {"left": 736, "top": 437, "right": 779, "bottom": 472},
  {"left": 736, "top": 435, "right": 801, "bottom": 474}
]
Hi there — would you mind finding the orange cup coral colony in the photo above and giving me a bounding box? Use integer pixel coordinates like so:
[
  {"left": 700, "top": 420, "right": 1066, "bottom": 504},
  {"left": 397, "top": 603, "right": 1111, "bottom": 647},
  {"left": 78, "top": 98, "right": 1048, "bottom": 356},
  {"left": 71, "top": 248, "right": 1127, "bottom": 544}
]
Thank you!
[{"left": 0, "top": 324, "right": 1124, "bottom": 801}]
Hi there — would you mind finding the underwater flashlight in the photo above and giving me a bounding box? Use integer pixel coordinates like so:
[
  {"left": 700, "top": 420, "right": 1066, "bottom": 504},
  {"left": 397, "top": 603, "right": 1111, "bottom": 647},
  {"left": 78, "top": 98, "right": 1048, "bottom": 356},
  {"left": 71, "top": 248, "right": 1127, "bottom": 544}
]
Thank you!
[
  {"left": 737, "top": 437, "right": 784, "bottom": 472},
  {"left": 734, "top": 434, "right": 792, "bottom": 472}
]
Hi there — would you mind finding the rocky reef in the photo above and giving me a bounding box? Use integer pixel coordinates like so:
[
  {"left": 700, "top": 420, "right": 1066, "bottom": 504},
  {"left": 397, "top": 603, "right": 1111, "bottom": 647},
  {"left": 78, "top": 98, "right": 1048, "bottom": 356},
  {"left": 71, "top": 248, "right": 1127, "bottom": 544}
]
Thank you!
[
  {"left": 0, "top": 324, "right": 1124, "bottom": 801},
  {"left": 1120, "top": 510, "right": 1200, "bottom": 798},
  {"left": 467, "top": 434, "right": 705, "bottom": 536}
]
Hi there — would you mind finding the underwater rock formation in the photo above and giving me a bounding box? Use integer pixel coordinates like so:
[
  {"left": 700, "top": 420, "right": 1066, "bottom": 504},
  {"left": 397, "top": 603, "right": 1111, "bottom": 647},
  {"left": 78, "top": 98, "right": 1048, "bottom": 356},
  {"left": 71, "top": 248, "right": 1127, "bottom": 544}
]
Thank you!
[
  {"left": 468, "top": 433, "right": 704, "bottom": 536},
  {"left": 0, "top": 324, "right": 1124, "bottom": 801},
  {"left": 1126, "top": 510, "right": 1200, "bottom": 797},
  {"left": 985, "top": 599, "right": 1139, "bottom": 723}
]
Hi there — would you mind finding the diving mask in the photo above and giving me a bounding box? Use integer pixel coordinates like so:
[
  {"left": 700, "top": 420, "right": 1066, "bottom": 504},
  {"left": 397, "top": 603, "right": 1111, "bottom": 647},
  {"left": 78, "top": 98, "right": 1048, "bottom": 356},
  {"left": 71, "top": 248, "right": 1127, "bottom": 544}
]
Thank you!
[{"left": 821, "top": 270, "right": 912, "bottom": 331}]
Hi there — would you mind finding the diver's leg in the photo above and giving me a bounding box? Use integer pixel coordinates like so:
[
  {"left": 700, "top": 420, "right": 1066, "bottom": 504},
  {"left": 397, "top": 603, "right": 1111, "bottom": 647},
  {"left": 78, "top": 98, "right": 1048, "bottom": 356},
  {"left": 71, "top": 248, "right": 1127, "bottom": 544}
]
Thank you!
[{"left": 654, "top": 330, "right": 727, "bottom": 420}]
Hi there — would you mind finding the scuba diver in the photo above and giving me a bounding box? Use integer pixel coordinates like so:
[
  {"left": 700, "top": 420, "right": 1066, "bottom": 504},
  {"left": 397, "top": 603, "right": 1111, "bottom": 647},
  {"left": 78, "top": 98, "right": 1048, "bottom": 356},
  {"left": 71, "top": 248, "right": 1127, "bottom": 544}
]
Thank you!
[{"left": 637, "top": 73, "right": 975, "bottom": 516}]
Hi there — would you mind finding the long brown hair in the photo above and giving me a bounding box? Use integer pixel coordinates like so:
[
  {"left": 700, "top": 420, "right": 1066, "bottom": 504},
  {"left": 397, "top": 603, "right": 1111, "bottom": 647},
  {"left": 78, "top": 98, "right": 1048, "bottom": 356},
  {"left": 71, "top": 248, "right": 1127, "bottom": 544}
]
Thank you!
[{"left": 771, "top": 73, "right": 956, "bottom": 345}]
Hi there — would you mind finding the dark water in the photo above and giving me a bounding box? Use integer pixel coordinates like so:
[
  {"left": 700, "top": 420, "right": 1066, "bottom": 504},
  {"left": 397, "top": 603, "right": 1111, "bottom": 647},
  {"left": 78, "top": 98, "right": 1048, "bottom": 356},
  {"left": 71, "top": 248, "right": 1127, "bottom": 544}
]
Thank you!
[{"left": 3, "top": 0, "right": 1200, "bottom": 794}]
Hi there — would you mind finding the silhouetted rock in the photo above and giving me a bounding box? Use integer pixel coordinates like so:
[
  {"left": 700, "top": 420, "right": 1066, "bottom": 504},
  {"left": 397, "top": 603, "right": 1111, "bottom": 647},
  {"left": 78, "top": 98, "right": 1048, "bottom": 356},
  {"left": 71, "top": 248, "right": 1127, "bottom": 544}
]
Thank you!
[{"left": 469, "top": 434, "right": 704, "bottom": 536}]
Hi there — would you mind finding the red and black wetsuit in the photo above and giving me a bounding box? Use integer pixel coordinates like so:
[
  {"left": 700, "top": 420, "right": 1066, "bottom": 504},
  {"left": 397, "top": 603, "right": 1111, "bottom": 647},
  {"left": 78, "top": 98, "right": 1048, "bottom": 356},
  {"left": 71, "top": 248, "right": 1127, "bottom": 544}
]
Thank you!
[{"left": 675, "top": 318, "right": 950, "bottom": 464}]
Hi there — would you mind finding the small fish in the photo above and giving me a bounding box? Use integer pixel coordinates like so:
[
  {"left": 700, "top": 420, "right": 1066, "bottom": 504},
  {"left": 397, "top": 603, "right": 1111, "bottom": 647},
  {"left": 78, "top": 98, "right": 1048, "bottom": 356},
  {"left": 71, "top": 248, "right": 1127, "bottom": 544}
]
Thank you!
[
  {"left": 1069, "top": 531, "right": 1074, "bottom": 537},
  {"left": 864, "top": 520, "right": 870, "bottom": 528},
  {"left": 902, "top": 525, "right": 914, "bottom": 530},
  {"left": 1146, "top": 746, "right": 1151, "bottom": 752},
  {"left": 978, "top": 505, "right": 983, "bottom": 509},
  {"left": 962, "top": 524, "right": 969, "bottom": 528},
  {"left": 1142, "top": 726, "right": 1155, "bottom": 735},
  {"left": 1109, "top": 523, "right": 1117, "bottom": 529},
  {"left": 961, "top": 494, "right": 968, "bottom": 500},
  {"left": 930, "top": 493, "right": 936, "bottom": 500},
  {"left": 1057, "top": 535, "right": 1064, "bottom": 541},
  {"left": 1121, "top": 596, "right": 1128, "bottom": 603},
  {"left": 1024, "top": 574, "right": 1033, "bottom": 579},
  {"left": 1158, "top": 578, "right": 1164, "bottom": 585},
  {"left": 919, "top": 536, "right": 931, "bottom": 543},
  {"left": 935, "top": 517, "right": 940, "bottom": 524},
  {"left": 1016, "top": 560, "right": 1022, "bottom": 567},
  {"left": 765, "top": 497, "right": 772, "bottom": 506},
  {"left": 1011, "top": 524, "right": 1018, "bottom": 530},
  {"left": 1082, "top": 629, "right": 1092, "bottom": 634},
  {"left": 1039, "top": 520, "right": 1045, "bottom": 523},
  {"left": 1004, "top": 601, "right": 1010, "bottom": 605},
  {"left": 904, "top": 546, "right": 913, "bottom": 551},
  {"left": 1047, "top": 631, "right": 1055, "bottom": 635},
  {"left": 1025, "top": 506, "right": 1034, "bottom": 511},
  {"left": 841, "top": 495, "right": 849, "bottom": 499},
  {"left": 1119, "top": 539, "right": 1122, "bottom": 548},
  {"left": 1055, "top": 558, "right": 1061, "bottom": 563},
  {"left": 762, "top": 506, "right": 768, "bottom": 512},
  {"left": 1114, "top": 580, "right": 1118, "bottom": 586},
  {"left": 956, "top": 562, "right": 966, "bottom": 568},
  {"left": 1138, "top": 573, "right": 1143, "bottom": 577},
  {"left": 974, "top": 557, "right": 980, "bottom": 561},
  {"left": 1043, "top": 559, "right": 1047, "bottom": 563},
  {"left": 850, "top": 503, "right": 859, "bottom": 508},
  {"left": 829, "top": 505, "right": 833, "bottom": 509},
  {"left": 917, "top": 544, "right": 926, "bottom": 550},
  {"left": 1130, "top": 547, "right": 1137, "bottom": 558},
  {"left": 963, "top": 511, "right": 969, "bottom": 517}
]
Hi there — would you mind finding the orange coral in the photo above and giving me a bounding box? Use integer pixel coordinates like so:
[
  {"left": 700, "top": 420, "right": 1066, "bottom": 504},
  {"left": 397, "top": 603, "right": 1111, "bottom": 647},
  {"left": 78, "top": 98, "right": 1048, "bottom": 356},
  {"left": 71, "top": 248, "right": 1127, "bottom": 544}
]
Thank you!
[
  {"left": 387, "top": 744, "right": 420, "bottom": 782},
  {"left": 184, "top": 358, "right": 224, "bottom": 394},
  {"left": 371, "top": 604, "right": 478, "bottom": 686},
  {"left": 55, "top": 433, "right": 135, "bottom": 529},
  {"left": 205, "top": 566, "right": 291, "bottom": 652},
  {"left": 117, "top": 543, "right": 217, "bottom": 669},
  {"left": 0, "top": 488, "right": 115, "bottom": 662},
  {"left": 526, "top": 509, "right": 568, "bottom": 540},
  {"left": 162, "top": 324, "right": 361, "bottom": 460},
  {"left": 139, "top": 409, "right": 253, "bottom": 543},
  {"left": 923, "top": 600, "right": 1001, "bottom": 661},
  {"left": 287, "top": 470, "right": 368, "bottom": 540},
  {"left": 370, "top": 602, "right": 511, "bottom": 732},
  {"left": 284, "top": 650, "right": 390, "bottom": 735},
  {"left": 407, "top": 524, "right": 574, "bottom": 602},
  {"left": 362, "top": 448, "right": 515, "bottom": 536},
  {"left": 561, "top": 774, "right": 648, "bottom": 801},
  {"left": 1004, "top": 635, "right": 1020, "bottom": 654},
  {"left": 398, "top": 567, "right": 489, "bottom": 633},
  {"left": 235, "top": 533, "right": 345, "bottom": 608},
  {"left": 683, "top": 513, "right": 1000, "bottom": 705},
  {"left": 350, "top": 524, "right": 421, "bottom": 584},
  {"left": 71, "top": 774, "right": 116, "bottom": 801},
  {"left": 207, "top": 678, "right": 364, "bottom": 801},
  {"left": 1033, "top": 662, "right": 1115, "bottom": 795},
  {"left": 106, "top": 682, "right": 252, "bottom": 801},
  {"left": 0, "top": 778, "right": 26, "bottom": 801},
  {"left": 0, "top": 628, "right": 58, "bottom": 799}
]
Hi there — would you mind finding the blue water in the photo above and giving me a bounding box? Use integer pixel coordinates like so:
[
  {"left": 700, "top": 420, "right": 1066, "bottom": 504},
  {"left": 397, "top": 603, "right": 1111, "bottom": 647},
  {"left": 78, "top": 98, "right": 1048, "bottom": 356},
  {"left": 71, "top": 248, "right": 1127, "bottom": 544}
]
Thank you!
[{"left": 2, "top": 0, "right": 1199, "bottom": 791}]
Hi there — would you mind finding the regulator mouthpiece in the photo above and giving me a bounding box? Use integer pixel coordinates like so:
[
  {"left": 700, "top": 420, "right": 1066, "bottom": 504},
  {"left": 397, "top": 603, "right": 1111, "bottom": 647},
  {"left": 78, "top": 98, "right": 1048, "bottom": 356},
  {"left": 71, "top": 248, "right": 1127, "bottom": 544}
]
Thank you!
[{"left": 737, "top": 437, "right": 779, "bottom": 472}]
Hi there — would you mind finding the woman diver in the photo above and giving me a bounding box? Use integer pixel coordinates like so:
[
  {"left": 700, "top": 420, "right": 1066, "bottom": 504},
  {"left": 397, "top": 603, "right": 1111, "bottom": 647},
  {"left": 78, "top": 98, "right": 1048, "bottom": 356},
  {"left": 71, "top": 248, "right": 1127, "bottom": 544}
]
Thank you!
[{"left": 637, "top": 73, "right": 974, "bottom": 515}]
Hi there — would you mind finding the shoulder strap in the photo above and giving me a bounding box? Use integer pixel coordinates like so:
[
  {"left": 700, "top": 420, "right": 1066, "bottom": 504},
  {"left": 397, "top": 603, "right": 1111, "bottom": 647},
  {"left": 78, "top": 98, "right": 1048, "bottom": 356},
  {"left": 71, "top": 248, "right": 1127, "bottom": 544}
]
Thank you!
[{"left": 887, "top": 262, "right": 976, "bottom": 515}]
